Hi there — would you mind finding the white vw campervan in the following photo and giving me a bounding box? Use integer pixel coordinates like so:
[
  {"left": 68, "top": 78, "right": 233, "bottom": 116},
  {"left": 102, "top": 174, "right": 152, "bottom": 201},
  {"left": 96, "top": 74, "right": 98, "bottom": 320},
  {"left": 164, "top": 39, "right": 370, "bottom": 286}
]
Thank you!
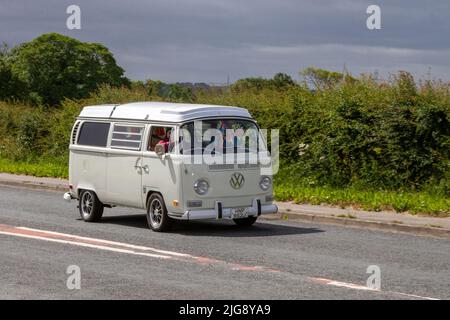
[{"left": 64, "top": 102, "right": 278, "bottom": 231}]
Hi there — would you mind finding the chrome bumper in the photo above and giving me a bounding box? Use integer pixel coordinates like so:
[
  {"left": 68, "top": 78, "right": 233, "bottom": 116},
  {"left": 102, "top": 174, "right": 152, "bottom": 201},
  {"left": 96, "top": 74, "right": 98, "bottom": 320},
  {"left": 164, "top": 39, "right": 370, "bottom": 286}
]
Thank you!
[{"left": 174, "top": 199, "right": 278, "bottom": 220}]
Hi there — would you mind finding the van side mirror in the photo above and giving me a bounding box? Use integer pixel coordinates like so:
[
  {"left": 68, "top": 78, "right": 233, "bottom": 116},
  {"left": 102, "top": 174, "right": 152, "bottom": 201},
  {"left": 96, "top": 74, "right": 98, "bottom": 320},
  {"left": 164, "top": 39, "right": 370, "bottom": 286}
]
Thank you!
[{"left": 155, "top": 144, "right": 166, "bottom": 157}]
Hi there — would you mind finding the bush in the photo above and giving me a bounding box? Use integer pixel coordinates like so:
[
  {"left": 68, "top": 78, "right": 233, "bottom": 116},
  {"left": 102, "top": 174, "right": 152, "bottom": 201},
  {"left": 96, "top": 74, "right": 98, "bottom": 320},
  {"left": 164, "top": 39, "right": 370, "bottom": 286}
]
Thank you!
[{"left": 16, "top": 112, "right": 48, "bottom": 156}]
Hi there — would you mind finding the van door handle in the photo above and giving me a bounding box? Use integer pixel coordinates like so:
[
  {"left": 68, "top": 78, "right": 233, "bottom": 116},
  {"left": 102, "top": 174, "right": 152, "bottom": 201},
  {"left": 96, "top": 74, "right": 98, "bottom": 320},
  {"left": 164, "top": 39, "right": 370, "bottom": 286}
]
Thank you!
[
  {"left": 134, "top": 157, "right": 143, "bottom": 172},
  {"left": 142, "top": 165, "right": 149, "bottom": 173}
]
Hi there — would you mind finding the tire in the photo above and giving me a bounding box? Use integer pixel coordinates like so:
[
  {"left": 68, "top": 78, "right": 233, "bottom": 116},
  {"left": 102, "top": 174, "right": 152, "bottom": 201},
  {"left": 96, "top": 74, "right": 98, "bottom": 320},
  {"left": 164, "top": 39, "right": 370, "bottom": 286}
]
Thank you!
[
  {"left": 79, "top": 190, "right": 104, "bottom": 222},
  {"left": 233, "top": 216, "right": 258, "bottom": 227},
  {"left": 146, "top": 193, "right": 173, "bottom": 232}
]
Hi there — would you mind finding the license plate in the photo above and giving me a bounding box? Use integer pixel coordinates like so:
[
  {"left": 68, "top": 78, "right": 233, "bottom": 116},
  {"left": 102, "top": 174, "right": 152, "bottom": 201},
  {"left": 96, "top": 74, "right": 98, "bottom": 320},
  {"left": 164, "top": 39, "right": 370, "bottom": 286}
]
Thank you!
[{"left": 231, "top": 207, "right": 248, "bottom": 219}]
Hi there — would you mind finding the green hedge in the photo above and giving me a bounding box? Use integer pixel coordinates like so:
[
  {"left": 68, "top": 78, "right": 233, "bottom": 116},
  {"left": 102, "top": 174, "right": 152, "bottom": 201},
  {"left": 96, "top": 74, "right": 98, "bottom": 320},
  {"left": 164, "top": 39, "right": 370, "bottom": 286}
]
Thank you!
[
  {"left": 197, "top": 73, "right": 450, "bottom": 194},
  {"left": 0, "top": 72, "right": 449, "bottom": 197}
]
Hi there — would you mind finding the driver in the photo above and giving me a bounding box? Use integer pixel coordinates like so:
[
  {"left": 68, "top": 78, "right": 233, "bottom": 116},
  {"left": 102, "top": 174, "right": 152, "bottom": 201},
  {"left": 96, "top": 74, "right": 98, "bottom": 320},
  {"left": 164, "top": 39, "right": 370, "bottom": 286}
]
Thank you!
[{"left": 156, "top": 128, "right": 172, "bottom": 152}]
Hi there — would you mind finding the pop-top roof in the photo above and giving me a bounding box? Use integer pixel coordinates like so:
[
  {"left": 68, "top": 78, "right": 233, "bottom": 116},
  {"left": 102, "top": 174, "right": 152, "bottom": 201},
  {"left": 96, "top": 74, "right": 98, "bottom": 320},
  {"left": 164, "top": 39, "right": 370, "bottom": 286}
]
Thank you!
[{"left": 78, "top": 102, "right": 252, "bottom": 122}]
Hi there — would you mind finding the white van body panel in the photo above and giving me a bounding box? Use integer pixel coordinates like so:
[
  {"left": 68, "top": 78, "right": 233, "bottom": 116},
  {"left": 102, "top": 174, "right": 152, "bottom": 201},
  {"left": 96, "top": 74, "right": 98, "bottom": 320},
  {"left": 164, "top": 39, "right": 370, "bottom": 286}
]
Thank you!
[
  {"left": 80, "top": 102, "right": 252, "bottom": 122},
  {"left": 70, "top": 147, "right": 108, "bottom": 199},
  {"left": 79, "top": 104, "right": 117, "bottom": 118},
  {"left": 104, "top": 148, "right": 143, "bottom": 208},
  {"left": 67, "top": 102, "right": 278, "bottom": 221},
  {"left": 141, "top": 152, "right": 184, "bottom": 214}
]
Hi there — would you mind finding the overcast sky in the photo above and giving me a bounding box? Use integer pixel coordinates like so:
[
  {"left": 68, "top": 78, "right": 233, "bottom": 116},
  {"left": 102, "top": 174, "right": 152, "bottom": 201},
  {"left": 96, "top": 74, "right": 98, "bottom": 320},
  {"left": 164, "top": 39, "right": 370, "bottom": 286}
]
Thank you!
[{"left": 1, "top": 0, "right": 449, "bottom": 83}]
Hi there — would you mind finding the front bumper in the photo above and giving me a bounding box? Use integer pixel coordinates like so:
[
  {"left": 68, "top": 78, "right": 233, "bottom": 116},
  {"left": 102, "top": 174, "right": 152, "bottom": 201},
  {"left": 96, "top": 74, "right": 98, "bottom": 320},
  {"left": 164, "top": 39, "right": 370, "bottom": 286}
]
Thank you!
[
  {"left": 63, "top": 192, "right": 74, "bottom": 202},
  {"left": 172, "top": 199, "right": 278, "bottom": 220}
]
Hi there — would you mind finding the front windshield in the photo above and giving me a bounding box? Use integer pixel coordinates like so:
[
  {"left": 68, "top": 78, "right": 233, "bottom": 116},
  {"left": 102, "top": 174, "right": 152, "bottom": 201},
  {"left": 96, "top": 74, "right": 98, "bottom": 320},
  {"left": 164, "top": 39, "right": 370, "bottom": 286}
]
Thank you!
[{"left": 180, "top": 119, "right": 267, "bottom": 155}]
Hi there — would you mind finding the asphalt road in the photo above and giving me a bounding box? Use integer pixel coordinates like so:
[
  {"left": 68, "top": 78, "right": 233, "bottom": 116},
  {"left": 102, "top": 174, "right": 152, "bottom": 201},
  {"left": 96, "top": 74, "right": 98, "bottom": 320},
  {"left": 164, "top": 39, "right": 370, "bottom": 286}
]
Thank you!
[{"left": 0, "top": 186, "right": 449, "bottom": 300}]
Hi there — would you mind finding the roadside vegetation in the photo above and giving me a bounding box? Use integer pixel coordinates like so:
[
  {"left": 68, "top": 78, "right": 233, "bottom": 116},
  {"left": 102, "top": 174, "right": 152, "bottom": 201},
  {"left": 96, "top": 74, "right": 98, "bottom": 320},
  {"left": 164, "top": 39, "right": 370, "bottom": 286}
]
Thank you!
[
  {"left": 275, "top": 169, "right": 449, "bottom": 216},
  {"left": 0, "top": 33, "right": 449, "bottom": 215}
]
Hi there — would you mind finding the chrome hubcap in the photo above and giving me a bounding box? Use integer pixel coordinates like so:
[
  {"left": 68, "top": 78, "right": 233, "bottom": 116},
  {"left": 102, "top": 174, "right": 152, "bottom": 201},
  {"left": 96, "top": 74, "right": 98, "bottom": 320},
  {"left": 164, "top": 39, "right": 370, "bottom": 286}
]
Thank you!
[
  {"left": 81, "top": 192, "right": 93, "bottom": 217},
  {"left": 149, "top": 199, "right": 163, "bottom": 227}
]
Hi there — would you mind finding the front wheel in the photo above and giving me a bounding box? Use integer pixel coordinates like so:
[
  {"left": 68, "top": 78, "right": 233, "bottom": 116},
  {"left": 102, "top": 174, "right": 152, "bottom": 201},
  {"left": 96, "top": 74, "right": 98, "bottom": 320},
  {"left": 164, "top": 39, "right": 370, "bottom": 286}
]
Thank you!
[
  {"left": 233, "top": 216, "right": 258, "bottom": 227},
  {"left": 146, "top": 194, "right": 173, "bottom": 232},
  {"left": 79, "top": 190, "right": 104, "bottom": 222}
]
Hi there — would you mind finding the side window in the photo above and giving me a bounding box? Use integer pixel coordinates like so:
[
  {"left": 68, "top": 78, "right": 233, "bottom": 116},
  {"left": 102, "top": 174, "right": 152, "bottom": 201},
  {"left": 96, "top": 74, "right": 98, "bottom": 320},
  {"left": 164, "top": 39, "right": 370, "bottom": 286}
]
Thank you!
[
  {"left": 110, "top": 124, "right": 144, "bottom": 151},
  {"left": 148, "top": 126, "right": 175, "bottom": 153},
  {"left": 77, "top": 122, "right": 110, "bottom": 147}
]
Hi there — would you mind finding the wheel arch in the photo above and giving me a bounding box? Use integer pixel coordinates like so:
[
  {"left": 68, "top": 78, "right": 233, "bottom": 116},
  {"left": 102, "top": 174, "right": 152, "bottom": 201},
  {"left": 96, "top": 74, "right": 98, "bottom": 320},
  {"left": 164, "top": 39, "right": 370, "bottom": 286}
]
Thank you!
[
  {"left": 76, "top": 182, "right": 97, "bottom": 197},
  {"left": 145, "top": 190, "right": 165, "bottom": 210},
  {"left": 77, "top": 188, "right": 104, "bottom": 206}
]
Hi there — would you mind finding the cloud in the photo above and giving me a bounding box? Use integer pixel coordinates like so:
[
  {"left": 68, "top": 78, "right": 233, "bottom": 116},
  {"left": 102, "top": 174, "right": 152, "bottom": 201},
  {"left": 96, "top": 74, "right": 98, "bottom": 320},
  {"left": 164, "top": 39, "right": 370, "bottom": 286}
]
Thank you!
[{"left": 0, "top": 0, "right": 449, "bottom": 82}]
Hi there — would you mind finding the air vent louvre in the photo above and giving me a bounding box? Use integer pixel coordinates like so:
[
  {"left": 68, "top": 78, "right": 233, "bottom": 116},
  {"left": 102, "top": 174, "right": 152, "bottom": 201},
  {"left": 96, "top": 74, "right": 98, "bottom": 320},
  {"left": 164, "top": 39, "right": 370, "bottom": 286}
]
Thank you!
[{"left": 72, "top": 121, "right": 81, "bottom": 144}]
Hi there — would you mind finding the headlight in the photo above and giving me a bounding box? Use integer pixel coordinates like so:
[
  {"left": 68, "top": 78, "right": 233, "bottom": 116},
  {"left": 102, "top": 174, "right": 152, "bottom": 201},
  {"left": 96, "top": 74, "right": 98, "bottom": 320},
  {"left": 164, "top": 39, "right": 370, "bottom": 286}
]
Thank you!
[
  {"left": 194, "top": 178, "right": 209, "bottom": 195},
  {"left": 259, "top": 176, "right": 272, "bottom": 191}
]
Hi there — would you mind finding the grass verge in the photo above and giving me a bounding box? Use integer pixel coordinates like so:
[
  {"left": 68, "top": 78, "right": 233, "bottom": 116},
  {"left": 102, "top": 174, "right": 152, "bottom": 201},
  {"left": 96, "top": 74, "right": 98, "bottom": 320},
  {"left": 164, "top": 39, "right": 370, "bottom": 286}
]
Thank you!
[
  {"left": 274, "top": 183, "right": 450, "bottom": 217},
  {"left": 0, "top": 157, "right": 448, "bottom": 216},
  {"left": 0, "top": 158, "right": 68, "bottom": 179}
]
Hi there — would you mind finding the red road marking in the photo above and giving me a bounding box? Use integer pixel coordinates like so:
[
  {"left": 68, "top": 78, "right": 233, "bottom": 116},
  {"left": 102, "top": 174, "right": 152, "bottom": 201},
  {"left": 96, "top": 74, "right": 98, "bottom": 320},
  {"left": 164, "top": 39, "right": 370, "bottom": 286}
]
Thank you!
[
  {"left": 0, "top": 223, "right": 279, "bottom": 273},
  {"left": 0, "top": 223, "right": 440, "bottom": 299}
]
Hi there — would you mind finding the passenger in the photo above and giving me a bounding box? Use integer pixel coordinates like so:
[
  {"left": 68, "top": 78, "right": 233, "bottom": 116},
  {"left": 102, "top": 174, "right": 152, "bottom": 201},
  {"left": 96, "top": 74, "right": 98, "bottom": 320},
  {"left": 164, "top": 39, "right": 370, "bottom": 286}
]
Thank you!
[
  {"left": 149, "top": 127, "right": 166, "bottom": 151},
  {"left": 156, "top": 128, "right": 172, "bottom": 152}
]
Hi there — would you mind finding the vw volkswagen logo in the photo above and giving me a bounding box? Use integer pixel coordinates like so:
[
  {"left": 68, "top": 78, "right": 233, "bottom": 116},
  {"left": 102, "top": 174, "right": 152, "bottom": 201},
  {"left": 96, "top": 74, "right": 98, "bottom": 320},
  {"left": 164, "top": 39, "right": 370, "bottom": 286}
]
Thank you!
[{"left": 230, "top": 172, "right": 244, "bottom": 189}]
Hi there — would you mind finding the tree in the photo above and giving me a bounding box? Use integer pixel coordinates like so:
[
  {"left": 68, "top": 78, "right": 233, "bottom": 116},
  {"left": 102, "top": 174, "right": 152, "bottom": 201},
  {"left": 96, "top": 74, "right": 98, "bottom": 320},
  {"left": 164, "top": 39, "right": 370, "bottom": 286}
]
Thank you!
[
  {"left": 144, "top": 80, "right": 193, "bottom": 101},
  {"left": 145, "top": 80, "right": 165, "bottom": 96},
  {"left": 167, "top": 83, "right": 193, "bottom": 102},
  {"left": 0, "top": 43, "right": 26, "bottom": 100},
  {"left": 301, "top": 67, "right": 355, "bottom": 90},
  {"left": 232, "top": 77, "right": 272, "bottom": 91},
  {"left": 232, "top": 73, "right": 296, "bottom": 92},
  {"left": 9, "top": 33, "right": 130, "bottom": 106},
  {"left": 272, "top": 72, "right": 295, "bottom": 88}
]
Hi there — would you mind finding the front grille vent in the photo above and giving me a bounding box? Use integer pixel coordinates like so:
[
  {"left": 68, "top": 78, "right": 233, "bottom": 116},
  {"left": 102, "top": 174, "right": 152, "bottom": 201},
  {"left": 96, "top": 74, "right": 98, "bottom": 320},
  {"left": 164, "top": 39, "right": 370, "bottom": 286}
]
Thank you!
[
  {"left": 237, "top": 163, "right": 260, "bottom": 170},
  {"left": 208, "top": 164, "right": 235, "bottom": 171}
]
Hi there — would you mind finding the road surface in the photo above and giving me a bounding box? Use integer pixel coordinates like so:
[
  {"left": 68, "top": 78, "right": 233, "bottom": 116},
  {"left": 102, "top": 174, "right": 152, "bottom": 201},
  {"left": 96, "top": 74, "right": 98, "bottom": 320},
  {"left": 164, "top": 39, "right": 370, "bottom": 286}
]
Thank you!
[{"left": 0, "top": 186, "right": 448, "bottom": 299}]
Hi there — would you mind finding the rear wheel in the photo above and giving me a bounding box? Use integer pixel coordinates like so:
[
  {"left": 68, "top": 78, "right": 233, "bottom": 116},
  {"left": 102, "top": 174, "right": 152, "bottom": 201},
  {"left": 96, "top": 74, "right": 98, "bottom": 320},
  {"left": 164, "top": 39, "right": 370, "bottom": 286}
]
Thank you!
[
  {"left": 233, "top": 216, "right": 258, "bottom": 227},
  {"left": 79, "top": 190, "right": 104, "bottom": 222},
  {"left": 146, "top": 193, "right": 173, "bottom": 232}
]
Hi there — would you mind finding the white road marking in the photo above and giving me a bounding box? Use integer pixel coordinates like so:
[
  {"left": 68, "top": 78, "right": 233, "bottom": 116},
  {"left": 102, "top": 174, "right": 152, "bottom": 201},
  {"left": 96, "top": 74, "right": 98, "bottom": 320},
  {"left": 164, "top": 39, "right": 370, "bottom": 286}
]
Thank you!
[
  {"left": 309, "top": 277, "right": 440, "bottom": 300},
  {"left": 0, "top": 230, "right": 172, "bottom": 259},
  {"left": 311, "top": 277, "right": 377, "bottom": 291},
  {"left": 0, "top": 223, "right": 442, "bottom": 300},
  {"left": 0, "top": 224, "right": 278, "bottom": 272},
  {"left": 18, "top": 226, "right": 191, "bottom": 257}
]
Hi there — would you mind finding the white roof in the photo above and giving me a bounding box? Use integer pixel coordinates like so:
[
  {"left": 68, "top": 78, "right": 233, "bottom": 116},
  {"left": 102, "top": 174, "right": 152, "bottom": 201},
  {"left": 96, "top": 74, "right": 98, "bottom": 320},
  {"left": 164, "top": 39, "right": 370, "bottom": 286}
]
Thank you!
[{"left": 78, "top": 102, "right": 252, "bottom": 122}]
